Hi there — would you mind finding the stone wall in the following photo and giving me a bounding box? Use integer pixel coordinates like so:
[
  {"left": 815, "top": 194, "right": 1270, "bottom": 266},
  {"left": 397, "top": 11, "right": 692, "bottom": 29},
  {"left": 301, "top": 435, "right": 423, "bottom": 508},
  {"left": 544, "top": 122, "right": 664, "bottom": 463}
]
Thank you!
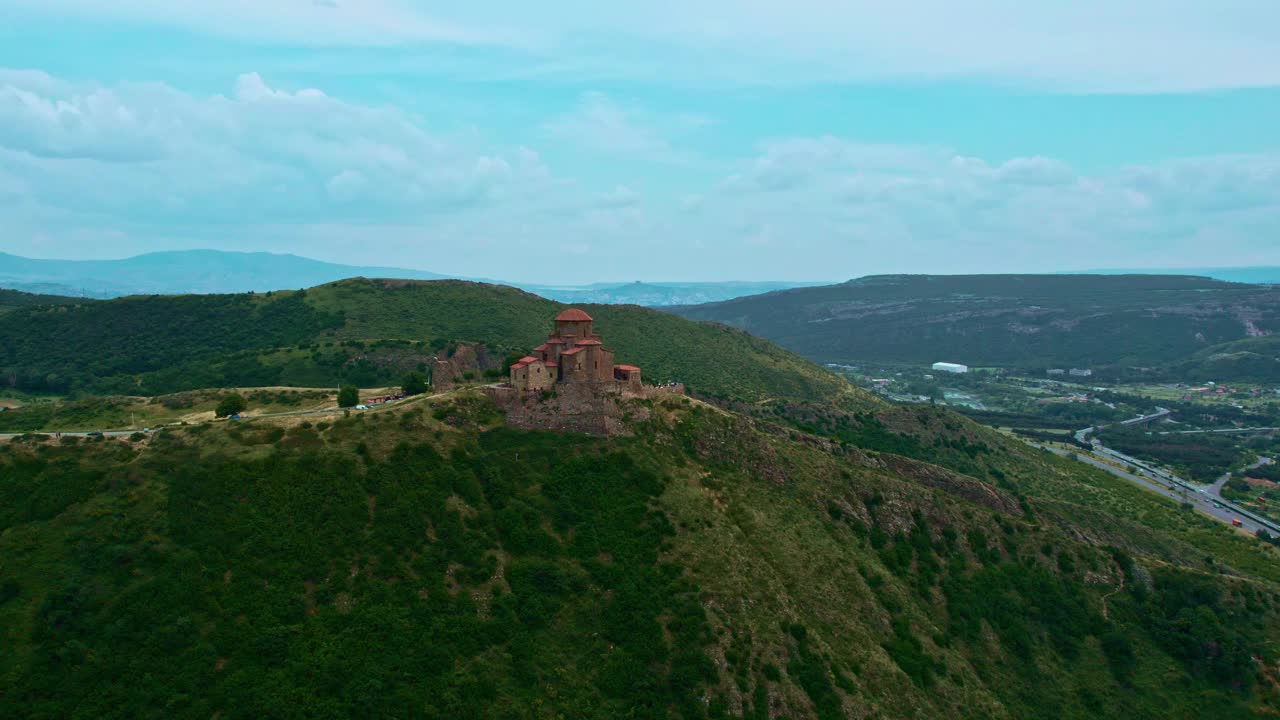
[{"left": 485, "top": 381, "right": 678, "bottom": 436}]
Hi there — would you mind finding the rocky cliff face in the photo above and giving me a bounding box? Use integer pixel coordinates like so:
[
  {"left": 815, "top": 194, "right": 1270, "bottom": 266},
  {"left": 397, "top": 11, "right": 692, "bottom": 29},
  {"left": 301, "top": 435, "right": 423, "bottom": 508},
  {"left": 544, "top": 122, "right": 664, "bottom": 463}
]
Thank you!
[{"left": 432, "top": 343, "right": 501, "bottom": 391}]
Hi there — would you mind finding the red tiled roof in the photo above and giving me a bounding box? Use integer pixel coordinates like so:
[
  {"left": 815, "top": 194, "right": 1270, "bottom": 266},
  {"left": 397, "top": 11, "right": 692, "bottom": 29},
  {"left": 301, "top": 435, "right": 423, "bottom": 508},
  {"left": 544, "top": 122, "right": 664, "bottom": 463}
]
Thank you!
[
  {"left": 533, "top": 344, "right": 549, "bottom": 351},
  {"left": 511, "top": 362, "right": 527, "bottom": 370},
  {"left": 575, "top": 339, "right": 602, "bottom": 346},
  {"left": 614, "top": 364, "right": 640, "bottom": 371},
  {"left": 519, "top": 356, "right": 538, "bottom": 363},
  {"left": 544, "top": 362, "right": 557, "bottom": 367},
  {"left": 546, "top": 336, "right": 564, "bottom": 344},
  {"left": 561, "top": 347, "right": 584, "bottom": 355},
  {"left": 554, "top": 308, "right": 593, "bottom": 322}
]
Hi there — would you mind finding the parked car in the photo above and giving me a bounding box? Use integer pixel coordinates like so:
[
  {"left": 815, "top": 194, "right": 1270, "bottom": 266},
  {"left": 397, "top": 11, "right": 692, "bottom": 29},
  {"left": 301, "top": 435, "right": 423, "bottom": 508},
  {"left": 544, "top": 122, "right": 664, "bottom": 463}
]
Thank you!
[{"left": 355, "top": 404, "right": 370, "bottom": 410}]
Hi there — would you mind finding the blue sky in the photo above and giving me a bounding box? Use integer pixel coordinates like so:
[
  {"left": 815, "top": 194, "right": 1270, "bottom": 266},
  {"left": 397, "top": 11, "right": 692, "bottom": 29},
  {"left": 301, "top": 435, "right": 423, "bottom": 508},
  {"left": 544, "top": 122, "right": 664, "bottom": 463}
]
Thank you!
[{"left": 2, "top": 1, "right": 1279, "bottom": 283}]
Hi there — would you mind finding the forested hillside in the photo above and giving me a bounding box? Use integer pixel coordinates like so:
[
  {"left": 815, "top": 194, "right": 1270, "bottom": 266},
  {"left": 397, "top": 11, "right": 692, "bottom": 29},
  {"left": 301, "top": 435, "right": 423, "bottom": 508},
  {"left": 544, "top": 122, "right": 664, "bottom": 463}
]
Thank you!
[
  {"left": 670, "top": 274, "right": 1280, "bottom": 371},
  {"left": 3, "top": 390, "right": 1279, "bottom": 718},
  {"left": 0, "top": 279, "right": 854, "bottom": 405},
  {"left": 0, "top": 289, "right": 87, "bottom": 314}
]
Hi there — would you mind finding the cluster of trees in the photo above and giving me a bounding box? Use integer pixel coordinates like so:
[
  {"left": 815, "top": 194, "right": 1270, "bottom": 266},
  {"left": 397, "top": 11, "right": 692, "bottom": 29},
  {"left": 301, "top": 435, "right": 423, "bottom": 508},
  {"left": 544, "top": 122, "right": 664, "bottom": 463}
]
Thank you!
[
  {"left": 0, "top": 291, "right": 344, "bottom": 395},
  {"left": 1098, "top": 426, "right": 1244, "bottom": 482}
]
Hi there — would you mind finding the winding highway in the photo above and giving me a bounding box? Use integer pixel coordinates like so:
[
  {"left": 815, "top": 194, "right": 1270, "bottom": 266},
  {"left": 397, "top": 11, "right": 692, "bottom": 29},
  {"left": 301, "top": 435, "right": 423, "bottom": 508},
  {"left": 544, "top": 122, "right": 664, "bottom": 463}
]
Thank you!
[{"left": 1059, "top": 420, "right": 1280, "bottom": 536}]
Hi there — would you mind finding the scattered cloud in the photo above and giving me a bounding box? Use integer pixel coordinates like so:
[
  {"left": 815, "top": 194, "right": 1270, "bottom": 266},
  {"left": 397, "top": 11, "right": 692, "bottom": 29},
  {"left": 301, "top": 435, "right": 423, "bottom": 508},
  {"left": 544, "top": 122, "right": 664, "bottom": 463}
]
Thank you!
[
  {"left": 1, "top": 68, "right": 1278, "bottom": 281},
  {"left": 692, "top": 137, "right": 1280, "bottom": 275}
]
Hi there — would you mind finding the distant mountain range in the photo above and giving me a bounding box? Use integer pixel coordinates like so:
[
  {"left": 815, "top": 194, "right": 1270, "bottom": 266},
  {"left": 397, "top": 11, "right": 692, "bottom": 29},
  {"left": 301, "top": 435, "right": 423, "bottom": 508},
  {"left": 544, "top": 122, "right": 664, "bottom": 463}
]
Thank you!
[
  {"left": 0, "top": 250, "right": 823, "bottom": 306},
  {"left": 0, "top": 250, "right": 451, "bottom": 298}
]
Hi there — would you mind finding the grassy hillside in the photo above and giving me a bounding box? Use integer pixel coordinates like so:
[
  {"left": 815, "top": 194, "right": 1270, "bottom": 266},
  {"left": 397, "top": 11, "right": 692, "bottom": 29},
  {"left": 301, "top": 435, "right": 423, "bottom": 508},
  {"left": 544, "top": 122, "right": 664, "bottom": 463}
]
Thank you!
[
  {"left": 2, "top": 392, "right": 1279, "bottom": 718},
  {"left": 0, "top": 278, "right": 856, "bottom": 405},
  {"left": 670, "top": 274, "right": 1280, "bottom": 372}
]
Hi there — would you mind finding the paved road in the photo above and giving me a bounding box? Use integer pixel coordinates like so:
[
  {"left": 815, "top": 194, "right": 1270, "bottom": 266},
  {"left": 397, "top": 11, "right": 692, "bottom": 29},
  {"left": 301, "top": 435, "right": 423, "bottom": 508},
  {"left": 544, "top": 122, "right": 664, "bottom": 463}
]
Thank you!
[
  {"left": 1210, "top": 457, "right": 1277, "bottom": 500},
  {"left": 1038, "top": 444, "right": 1272, "bottom": 535},
  {"left": 1157, "top": 427, "right": 1280, "bottom": 436},
  {"left": 1057, "top": 415, "right": 1279, "bottom": 535}
]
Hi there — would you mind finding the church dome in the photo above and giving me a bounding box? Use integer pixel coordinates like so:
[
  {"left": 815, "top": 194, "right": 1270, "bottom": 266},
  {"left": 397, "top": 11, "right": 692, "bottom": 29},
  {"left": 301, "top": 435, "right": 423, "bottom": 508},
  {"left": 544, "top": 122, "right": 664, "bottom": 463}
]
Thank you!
[{"left": 554, "top": 308, "right": 593, "bottom": 322}]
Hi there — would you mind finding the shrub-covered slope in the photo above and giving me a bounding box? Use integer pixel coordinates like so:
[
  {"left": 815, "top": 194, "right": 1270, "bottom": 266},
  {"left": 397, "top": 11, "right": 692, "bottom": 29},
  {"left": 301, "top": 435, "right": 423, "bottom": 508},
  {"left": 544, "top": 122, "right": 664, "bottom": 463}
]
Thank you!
[
  {"left": 669, "top": 274, "right": 1280, "bottom": 371},
  {"left": 0, "top": 278, "right": 855, "bottom": 405},
  {"left": 2, "top": 393, "right": 1279, "bottom": 718}
]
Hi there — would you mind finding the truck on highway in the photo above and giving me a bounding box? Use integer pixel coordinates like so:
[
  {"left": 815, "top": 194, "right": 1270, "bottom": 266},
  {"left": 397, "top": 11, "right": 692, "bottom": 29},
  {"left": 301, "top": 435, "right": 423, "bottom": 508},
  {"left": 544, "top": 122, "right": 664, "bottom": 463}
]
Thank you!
[{"left": 1232, "top": 519, "right": 1243, "bottom": 528}]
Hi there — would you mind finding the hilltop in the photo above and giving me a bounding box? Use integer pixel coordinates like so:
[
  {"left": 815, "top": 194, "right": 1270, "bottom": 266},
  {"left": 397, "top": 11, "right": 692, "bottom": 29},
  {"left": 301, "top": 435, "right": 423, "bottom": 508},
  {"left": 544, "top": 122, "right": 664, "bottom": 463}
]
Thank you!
[
  {"left": 670, "top": 274, "right": 1280, "bottom": 372},
  {"left": 0, "top": 278, "right": 856, "bottom": 406},
  {"left": 0, "top": 288, "right": 88, "bottom": 314},
  {"left": 3, "top": 387, "right": 1280, "bottom": 718}
]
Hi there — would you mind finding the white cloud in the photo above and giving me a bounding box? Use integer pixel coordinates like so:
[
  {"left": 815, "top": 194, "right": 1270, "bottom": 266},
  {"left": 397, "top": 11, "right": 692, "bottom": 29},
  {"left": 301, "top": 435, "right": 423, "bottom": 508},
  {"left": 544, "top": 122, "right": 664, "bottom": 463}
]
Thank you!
[
  {"left": 2, "top": 69, "right": 1278, "bottom": 282},
  {"left": 541, "top": 92, "right": 710, "bottom": 163},
  {"left": 596, "top": 184, "right": 640, "bottom": 209},
  {"left": 0, "top": 70, "right": 552, "bottom": 225},
  {"left": 690, "top": 137, "right": 1280, "bottom": 275}
]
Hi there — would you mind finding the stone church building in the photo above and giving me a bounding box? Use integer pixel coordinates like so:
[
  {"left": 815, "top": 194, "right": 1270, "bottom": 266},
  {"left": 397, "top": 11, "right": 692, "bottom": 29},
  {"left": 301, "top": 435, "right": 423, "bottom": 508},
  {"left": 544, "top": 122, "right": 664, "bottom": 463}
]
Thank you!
[{"left": 509, "top": 309, "right": 642, "bottom": 392}]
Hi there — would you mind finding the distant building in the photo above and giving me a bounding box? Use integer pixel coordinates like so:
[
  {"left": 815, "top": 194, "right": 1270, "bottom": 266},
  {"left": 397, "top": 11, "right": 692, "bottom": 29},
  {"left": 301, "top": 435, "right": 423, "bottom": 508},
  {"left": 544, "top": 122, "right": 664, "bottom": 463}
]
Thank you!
[
  {"left": 1047, "top": 368, "right": 1066, "bottom": 376},
  {"left": 1069, "top": 368, "right": 1093, "bottom": 377},
  {"left": 931, "top": 362, "right": 969, "bottom": 374}
]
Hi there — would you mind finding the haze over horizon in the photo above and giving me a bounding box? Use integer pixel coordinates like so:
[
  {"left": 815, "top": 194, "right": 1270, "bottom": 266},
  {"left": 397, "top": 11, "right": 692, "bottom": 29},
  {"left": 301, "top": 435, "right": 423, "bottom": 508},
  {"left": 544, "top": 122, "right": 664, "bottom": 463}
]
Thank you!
[{"left": 3, "top": 2, "right": 1279, "bottom": 283}]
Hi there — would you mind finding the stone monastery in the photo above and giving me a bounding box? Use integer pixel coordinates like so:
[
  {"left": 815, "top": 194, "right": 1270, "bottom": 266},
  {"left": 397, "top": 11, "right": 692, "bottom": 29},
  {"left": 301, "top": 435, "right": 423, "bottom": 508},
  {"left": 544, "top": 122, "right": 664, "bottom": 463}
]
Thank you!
[{"left": 509, "top": 309, "right": 642, "bottom": 393}]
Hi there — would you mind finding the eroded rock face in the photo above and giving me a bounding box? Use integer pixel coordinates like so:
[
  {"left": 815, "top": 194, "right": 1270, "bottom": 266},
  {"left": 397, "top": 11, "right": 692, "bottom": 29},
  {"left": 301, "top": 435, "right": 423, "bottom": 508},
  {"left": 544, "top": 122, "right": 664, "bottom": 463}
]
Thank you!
[
  {"left": 433, "top": 343, "right": 500, "bottom": 392},
  {"left": 876, "top": 453, "right": 1021, "bottom": 516}
]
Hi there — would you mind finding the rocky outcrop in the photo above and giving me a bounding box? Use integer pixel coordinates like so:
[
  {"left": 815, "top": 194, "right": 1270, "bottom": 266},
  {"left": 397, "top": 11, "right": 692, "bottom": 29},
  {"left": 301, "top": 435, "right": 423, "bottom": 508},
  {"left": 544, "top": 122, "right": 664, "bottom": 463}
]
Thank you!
[
  {"left": 874, "top": 453, "right": 1021, "bottom": 515},
  {"left": 433, "top": 343, "right": 501, "bottom": 392}
]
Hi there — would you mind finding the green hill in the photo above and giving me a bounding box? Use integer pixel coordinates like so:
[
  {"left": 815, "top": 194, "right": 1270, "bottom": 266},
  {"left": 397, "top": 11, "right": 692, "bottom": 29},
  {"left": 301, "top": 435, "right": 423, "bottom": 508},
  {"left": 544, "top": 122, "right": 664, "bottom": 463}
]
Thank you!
[
  {"left": 1165, "top": 335, "right": 1280, "bottom": 383},
  {"left": 2, "top": 391, "right": 1279, "bottom": 718},
  {"left": 669, "top": 274, "right": 1280, "bottom": 372},
  {"left": 0, "top": 278, "right": 856, "bottom": 405}
]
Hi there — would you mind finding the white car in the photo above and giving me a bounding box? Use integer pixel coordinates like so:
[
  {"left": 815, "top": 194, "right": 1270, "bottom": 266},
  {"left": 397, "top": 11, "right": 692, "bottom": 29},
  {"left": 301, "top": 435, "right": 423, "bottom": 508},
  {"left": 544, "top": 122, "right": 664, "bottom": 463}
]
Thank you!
[{"left": 355, "top": 404, "right": 370, "bottom": 410}]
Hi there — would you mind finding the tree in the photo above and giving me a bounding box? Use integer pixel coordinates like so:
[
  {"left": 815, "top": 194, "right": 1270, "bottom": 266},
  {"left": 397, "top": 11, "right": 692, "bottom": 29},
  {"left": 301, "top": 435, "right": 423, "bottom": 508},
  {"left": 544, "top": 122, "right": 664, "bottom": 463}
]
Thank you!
[
  {"left": 402, "top": 372, "right": 428, "bottom": 397},
  {"left": 215, "top": 393, "right": 247, "bottom": 418},
  {"left": 337, "top": 385, "right": 359, "bottom": 408}
]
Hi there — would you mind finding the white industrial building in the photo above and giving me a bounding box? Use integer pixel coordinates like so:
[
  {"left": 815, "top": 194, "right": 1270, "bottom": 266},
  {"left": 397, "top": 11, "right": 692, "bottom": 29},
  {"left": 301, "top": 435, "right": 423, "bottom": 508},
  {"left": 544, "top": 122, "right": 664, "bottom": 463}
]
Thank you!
[{"left": 931, "top": 362, "right": 969, "bottom": 374}]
